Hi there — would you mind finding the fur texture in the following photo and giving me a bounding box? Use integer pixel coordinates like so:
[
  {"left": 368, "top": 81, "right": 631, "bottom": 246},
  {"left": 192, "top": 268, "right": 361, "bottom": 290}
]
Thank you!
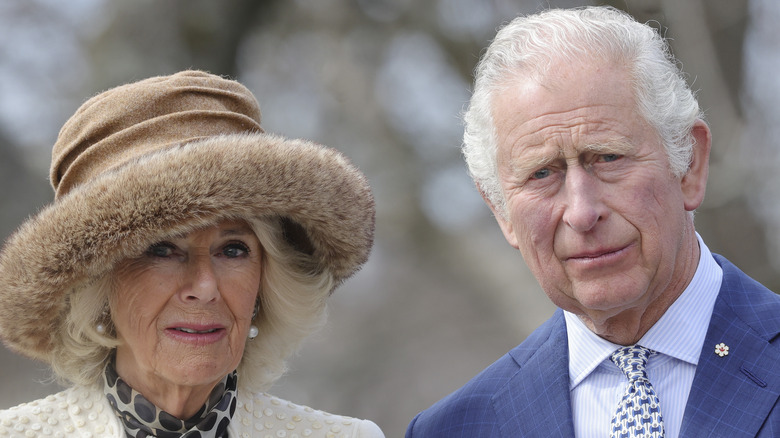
[{"left": 0, "top": 132, "right": 375, "bottom": 362}]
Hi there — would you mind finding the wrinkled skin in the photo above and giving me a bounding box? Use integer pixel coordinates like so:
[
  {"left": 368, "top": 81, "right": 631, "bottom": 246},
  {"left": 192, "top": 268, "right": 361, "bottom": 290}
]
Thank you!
[
  {"left": 111, "top": 220, "right": 262, "bottom": 418},
  {"left": 485, "top": 61, "right": 711, "bottom": 345}
]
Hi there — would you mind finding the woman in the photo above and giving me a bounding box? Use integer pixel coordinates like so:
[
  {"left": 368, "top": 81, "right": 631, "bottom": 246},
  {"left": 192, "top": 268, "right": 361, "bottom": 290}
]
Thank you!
[{"left": 0, "top": 70, "right": 384, "bottom": 437}]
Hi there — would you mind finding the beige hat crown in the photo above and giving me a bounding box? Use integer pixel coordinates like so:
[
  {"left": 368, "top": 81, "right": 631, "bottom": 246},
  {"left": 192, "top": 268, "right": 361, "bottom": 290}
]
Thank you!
[{"left": 52, "top": 70, "right": 264, "bottom": 197}]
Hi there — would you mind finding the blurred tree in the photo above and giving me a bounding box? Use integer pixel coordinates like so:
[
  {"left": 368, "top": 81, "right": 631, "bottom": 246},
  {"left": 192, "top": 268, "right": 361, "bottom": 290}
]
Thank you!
[{"left": 0, "top": 1, "right": 775, "bottom": 436}]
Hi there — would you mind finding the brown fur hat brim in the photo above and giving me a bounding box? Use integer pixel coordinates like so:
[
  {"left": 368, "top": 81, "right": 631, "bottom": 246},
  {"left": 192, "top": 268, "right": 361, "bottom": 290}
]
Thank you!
[{"left": 0, "top": 132, "right": 375, "bottom": 361}]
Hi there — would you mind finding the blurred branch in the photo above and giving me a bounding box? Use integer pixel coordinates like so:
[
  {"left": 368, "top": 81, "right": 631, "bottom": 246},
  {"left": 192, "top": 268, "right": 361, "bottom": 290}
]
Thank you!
[{"left": 175, "top": 0, "right": 279, "bottom": 76}]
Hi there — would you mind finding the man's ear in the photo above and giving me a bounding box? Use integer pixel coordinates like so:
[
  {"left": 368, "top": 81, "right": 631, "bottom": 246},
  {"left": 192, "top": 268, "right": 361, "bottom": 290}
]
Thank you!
[
  {"left": 478, "top": 184, "right": 520, "bottom": 250},
  {"left": 681, "top": 119, "right": 711, "bottom": 211}
]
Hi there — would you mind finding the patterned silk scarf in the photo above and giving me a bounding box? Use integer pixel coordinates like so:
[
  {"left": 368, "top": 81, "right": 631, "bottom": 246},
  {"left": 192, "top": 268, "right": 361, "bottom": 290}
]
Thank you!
[{"left": 103, "top": 362, "right": 238, "bottom": 438}]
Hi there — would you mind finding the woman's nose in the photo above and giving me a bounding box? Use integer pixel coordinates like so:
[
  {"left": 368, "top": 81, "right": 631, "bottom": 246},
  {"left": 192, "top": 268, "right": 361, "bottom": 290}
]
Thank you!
[{"left": 181, "top": 255, "right": 220, "bottom": 302}]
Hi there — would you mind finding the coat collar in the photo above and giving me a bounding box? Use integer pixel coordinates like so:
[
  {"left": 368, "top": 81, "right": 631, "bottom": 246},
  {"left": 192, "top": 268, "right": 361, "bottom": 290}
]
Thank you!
[{"left": 492, "top": 310, "right": 576, "bottom": 437}]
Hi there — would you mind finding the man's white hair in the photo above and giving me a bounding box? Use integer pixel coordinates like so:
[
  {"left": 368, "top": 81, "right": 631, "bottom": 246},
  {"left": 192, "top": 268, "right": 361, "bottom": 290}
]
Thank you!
[{"left": 463, "top": 6, "right": 703, "bottom": 215}]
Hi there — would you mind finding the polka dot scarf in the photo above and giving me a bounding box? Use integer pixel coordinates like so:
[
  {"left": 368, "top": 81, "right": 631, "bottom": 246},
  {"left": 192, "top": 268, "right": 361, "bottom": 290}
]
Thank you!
[{"left": 103, "top": 361, "right": 237, "bottom": 438}]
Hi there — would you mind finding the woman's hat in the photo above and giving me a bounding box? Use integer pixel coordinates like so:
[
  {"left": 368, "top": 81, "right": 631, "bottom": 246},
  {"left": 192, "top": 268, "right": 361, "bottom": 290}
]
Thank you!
[{"left": 0, "top": 70, "right": 375, "bottom": 361}]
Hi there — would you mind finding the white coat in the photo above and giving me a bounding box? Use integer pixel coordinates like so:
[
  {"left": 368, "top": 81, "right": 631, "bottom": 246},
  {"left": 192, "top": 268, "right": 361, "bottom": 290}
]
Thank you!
[{"left": 0, "top": 385, "right": 384, "bottom": 438}]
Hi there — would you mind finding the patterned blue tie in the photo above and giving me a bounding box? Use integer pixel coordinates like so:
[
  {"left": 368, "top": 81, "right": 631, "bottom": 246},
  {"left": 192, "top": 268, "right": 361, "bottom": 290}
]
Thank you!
[{"left": 610, "top": 345, "right": 665, "bottom": 438}]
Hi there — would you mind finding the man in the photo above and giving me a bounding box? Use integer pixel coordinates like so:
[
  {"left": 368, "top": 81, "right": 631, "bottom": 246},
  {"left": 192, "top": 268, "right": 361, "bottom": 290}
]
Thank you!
[{"left": 406, "top": 6, "right": 779, "bottom": 438}]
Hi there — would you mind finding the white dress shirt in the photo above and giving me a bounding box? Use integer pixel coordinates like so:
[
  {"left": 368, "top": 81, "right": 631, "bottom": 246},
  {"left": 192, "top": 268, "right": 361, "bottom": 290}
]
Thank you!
[{"left": 565, "top": 234, "right": 722, "bottom": 438}]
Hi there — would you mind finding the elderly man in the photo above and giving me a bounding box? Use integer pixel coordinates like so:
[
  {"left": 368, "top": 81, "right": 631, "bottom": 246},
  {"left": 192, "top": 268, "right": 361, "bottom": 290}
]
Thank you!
[{"left": 406, "top": 6, "right": 780, "bottom": 438}]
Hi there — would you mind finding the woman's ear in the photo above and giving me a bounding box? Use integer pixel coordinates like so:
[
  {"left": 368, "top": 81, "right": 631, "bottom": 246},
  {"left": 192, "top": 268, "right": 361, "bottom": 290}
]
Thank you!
[{"left": 681, "top": 119, "right": 711, "bottom": 211}]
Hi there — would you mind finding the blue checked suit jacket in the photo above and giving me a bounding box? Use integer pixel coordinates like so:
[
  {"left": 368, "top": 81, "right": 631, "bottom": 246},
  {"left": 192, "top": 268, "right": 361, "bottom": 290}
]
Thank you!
[{"left": 406, "top": 255, "right": 780, "bottom": 437}]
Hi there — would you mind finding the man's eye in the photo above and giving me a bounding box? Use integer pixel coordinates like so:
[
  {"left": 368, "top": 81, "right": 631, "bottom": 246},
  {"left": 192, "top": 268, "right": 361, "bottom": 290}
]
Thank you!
[
  {"left": 531, "top": 168, "right": 551, "bottom": 180},
  {"left": 146, "top": 242, "right": 175, "bottom": 258},
  {"left": 600, "top": 154, "right": 621, "bottom": 162},
  {"left": 222, "top": 243, "right": 250, "bottom": 258}
]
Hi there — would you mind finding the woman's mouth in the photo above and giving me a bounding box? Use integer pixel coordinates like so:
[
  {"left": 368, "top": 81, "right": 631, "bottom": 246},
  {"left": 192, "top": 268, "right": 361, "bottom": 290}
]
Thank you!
[
  {"left": 165, "top": 325, "right": 227, "bottom": 344},
  {"left": 173, "top": 327, "right": 220, "bottom": 334}
]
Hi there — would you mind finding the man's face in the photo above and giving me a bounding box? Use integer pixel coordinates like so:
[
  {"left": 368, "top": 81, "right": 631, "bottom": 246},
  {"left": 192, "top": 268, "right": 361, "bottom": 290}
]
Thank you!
[{"left": 488, "top": 62, "right": 709, "bottom": 340}]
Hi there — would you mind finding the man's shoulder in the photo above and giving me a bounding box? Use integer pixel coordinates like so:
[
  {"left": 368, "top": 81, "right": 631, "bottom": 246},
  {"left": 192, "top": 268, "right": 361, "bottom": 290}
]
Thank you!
[
  {"left": 405, "top": 352, "right": 519, "bottom": 438},
  {"left": 405, "top": 311, "right": 567, "bottom": 438},
  {"left": 681, "top": 254, "right": 780, "bottom": 437},
  {"left": 713, "top": 253, "right": 780, "bottom": 339},
  {"left": 422, "top": 310, "right": 565, "bottom": 409}
]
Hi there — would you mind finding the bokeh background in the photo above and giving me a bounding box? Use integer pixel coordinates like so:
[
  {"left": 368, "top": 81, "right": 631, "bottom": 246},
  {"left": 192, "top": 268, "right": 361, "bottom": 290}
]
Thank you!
[{"left": 1, "top": 0, "right": 779, "bottom": 436}]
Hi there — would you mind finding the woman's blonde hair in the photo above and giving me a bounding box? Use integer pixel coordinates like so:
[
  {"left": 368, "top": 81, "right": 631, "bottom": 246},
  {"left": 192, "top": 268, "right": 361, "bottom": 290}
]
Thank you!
[{"left": 49, "top": 215, "right": 334, "bottom": 392}]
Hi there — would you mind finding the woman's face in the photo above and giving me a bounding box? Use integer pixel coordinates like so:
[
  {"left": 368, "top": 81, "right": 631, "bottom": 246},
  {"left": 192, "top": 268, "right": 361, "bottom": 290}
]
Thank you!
[{"left": 111, "top": 219, "right": 262, "bottom": 406}]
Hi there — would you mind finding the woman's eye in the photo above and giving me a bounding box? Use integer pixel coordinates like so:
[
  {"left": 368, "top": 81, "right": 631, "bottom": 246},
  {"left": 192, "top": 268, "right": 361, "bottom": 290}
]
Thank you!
[
  {"left": 146, "top": 242, "right": 175, "bottom": 258},
  {"left": 222, "top": 242, "right": 250, "bottom": 258}
]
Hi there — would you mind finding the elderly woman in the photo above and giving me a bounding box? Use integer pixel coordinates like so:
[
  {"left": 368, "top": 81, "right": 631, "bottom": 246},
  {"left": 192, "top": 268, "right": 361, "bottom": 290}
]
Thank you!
[{"left": 0, "top": 71, "right": 384, "bottom": 437}]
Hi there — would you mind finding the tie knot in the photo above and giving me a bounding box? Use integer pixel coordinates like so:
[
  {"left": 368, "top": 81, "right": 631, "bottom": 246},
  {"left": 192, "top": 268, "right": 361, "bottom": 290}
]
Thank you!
[{"left": 610, "top": 345, "right": 654, "bottom": 381}]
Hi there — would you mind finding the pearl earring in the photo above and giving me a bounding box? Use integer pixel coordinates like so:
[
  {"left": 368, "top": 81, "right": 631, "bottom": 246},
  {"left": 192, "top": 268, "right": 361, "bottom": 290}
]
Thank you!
[
  {"left": 96, "top": 306, "right": 109, "bottom": 335},
  {"left": 248, "top": 299, "right": 260, "bottom": 339}
]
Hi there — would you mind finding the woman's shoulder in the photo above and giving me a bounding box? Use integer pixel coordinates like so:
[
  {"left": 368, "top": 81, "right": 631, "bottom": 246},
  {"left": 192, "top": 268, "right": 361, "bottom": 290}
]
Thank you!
[
  {"left": 232, "top": 392, "right": 385, "bottom": 438},
  {"left": 0, "top": 386, "right": 122, "bottom": 437}
]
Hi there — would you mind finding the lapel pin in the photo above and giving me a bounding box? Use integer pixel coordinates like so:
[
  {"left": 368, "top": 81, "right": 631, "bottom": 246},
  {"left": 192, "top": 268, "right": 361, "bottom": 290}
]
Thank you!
[{"left": 715, "top": 343, "right": 729, "bottom": 357}]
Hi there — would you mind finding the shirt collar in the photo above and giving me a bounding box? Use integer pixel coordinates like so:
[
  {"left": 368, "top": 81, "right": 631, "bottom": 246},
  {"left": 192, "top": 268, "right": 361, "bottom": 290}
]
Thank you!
[{"left": 565, "top": 233, "right": 722, "bottom": 388}]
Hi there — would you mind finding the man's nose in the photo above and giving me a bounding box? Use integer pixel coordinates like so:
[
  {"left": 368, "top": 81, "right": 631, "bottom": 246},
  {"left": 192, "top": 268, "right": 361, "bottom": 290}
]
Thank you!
[{"left": 561, "top": 167, "right": 606, "bottom": 233}]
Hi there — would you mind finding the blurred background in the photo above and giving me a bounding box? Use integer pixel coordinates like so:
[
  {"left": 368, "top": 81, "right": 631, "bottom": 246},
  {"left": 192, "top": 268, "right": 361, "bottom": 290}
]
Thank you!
[{"left": 1, "top": 0, "right": 778, "bottom": 436}]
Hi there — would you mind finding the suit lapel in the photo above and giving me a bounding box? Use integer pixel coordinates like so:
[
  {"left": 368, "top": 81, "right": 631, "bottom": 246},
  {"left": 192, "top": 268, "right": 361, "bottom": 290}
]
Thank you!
[
  {"left": 492, "top": 310, "right": 575, "bottom": 437},
  {"left": 681, "top": 256, "right": 780, "bottom": 437}
]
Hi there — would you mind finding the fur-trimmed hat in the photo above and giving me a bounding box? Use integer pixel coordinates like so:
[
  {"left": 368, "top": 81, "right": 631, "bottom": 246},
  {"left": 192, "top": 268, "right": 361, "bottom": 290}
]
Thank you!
[{"left": 0, "top": 70, "right": 375, "bottom": 362}]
